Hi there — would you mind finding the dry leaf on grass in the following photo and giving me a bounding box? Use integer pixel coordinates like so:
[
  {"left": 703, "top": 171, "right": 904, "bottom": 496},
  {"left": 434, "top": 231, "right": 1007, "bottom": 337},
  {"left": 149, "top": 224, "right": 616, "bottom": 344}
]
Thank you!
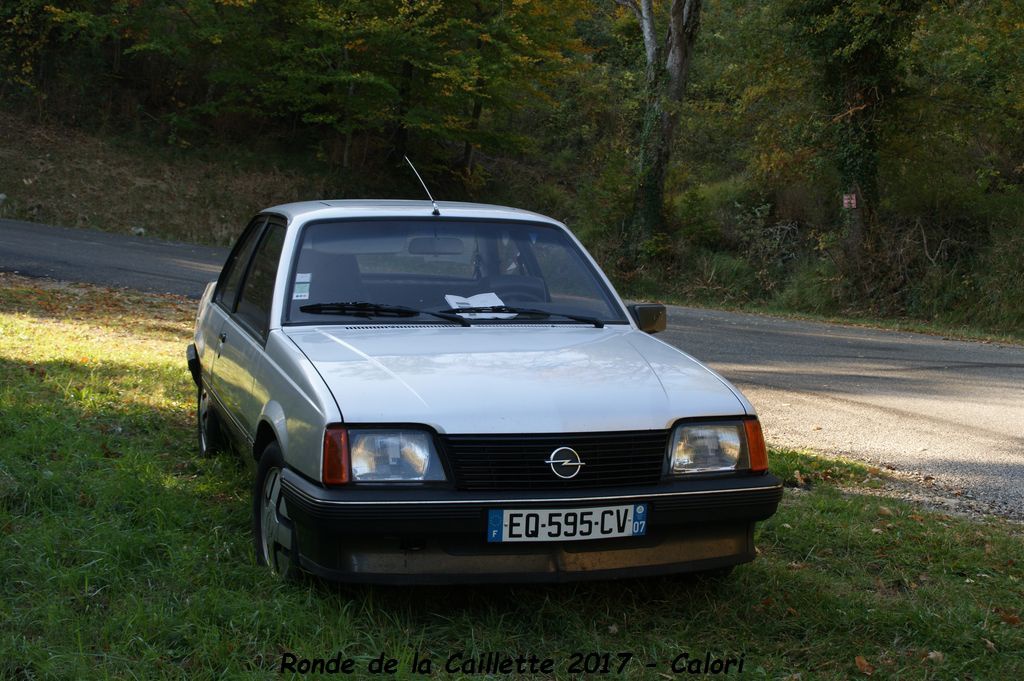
[
  {"left": 982, "top": 638, "right": 997, "bottom": 653},
  {"left": 855, "top": 655, "right": 875, "bottom": 675},
  {"left": 997, "top": 610, "right": 1021, "bottom": 626},
  {"left": 877, "top": 506, "right": 893, "bottom": 517},
  {"left": 926, "top": 651, "right": 944, "bottom": 663}
]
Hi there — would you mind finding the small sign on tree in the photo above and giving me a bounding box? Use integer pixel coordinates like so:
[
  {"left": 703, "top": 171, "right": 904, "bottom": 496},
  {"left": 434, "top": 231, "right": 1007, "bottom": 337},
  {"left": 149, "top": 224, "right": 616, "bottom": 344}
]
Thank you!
[{"left": 842, "top": 193, "right": 858, "bottom": 209}]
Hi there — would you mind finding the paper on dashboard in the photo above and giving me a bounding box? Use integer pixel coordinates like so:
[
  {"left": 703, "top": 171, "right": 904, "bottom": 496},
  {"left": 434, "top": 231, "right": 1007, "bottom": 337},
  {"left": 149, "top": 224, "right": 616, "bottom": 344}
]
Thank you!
[{"left": 443, "top": 292, "right": 516, "bottom": 318}]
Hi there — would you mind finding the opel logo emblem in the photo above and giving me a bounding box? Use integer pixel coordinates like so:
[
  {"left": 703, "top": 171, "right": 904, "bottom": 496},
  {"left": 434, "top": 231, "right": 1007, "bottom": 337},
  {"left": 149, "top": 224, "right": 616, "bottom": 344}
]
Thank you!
[{"left": 545, "top": 446, "right": 585, "bottom": 479}]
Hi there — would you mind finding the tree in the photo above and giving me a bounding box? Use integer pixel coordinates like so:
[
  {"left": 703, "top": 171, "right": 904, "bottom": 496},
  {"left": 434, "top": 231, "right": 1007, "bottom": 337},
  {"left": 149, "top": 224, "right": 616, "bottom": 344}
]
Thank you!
[
  {"left": 783, "top": 0, "right": 925, "bottom": 263},
  {"left": 614, "top": 0, "right": 703, "bottom": 245}
]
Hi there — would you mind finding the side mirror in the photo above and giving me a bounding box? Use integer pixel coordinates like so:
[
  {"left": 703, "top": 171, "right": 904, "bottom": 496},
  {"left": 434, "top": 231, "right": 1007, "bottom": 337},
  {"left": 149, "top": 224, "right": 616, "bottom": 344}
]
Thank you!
[{"left": 628, "top": 304, "right": 667, "bottom": 334}]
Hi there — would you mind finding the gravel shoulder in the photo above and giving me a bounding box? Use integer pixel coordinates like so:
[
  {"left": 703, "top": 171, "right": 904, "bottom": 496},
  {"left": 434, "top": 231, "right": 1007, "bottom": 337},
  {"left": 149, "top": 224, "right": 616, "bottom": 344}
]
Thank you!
[{"left": 661, "top": 306, "right": 1024, "bottom": 520}]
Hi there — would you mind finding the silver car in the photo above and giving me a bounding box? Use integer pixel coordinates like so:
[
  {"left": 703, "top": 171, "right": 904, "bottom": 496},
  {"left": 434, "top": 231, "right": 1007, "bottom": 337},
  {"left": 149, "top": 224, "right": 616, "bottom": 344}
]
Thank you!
[{"left": 186, "top": 200, "right": 782, "bottom": 582}]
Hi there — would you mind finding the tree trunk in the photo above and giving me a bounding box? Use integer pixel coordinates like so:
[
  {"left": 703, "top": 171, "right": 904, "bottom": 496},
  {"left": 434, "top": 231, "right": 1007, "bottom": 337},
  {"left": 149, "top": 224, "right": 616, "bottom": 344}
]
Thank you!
[
  {"left": 462, "top": 95, "right": 483, "bottom": 178},
  {"left": 393, "top": 60, "right": 414, "bottom": 160},
  {"left": 619, "top": 0, "right": 703, "bottom": 247},
  {"left": 633, "top": 74, "right": 671, "bottom": 242}
]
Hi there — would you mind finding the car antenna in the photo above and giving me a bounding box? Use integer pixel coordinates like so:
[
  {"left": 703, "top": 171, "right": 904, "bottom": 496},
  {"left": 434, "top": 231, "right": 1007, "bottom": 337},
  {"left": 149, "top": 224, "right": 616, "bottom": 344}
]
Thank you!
[{"left": 403, "top": 155, "right": 441, "bottom": 216}]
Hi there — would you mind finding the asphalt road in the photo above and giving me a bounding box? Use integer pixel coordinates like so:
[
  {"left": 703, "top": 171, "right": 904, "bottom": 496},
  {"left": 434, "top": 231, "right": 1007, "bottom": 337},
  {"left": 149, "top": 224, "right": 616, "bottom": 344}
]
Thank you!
[
  {"left": 0, "top": 218, "right": 226, "bottom": 296},
  {"left": 2, "top": 218, "right": 1022, "bottom": 516}
]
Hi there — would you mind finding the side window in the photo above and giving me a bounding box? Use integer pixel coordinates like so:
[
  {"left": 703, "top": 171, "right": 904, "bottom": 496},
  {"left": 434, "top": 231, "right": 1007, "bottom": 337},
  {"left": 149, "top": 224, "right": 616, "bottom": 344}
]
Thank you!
[
  {"left": 234, "top": 224, "right": 286, "bottom": 340},
  {"left": 216, "top": 217, "right": 266, "bottom": 310}
]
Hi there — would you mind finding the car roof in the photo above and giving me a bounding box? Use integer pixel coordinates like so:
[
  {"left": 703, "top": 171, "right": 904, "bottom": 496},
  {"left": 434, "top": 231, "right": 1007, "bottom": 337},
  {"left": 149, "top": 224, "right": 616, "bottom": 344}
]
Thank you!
[{"left": 262, "top": 200, "right": 564, "bottom": 227}]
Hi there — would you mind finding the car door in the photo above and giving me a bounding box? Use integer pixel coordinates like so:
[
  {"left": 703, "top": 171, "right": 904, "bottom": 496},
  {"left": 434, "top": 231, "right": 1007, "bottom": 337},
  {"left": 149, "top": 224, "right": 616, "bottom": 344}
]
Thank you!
[
  {"left": 211, "top": 220, "right": 286, "bottom": 441},
  {"left": 204, "top": 216, "right": 265, "bottom": 414}
]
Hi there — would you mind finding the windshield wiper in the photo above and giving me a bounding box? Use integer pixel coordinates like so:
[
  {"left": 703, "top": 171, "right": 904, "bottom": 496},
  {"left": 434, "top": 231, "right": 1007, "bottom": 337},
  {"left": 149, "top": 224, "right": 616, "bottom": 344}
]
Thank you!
[
  {"left": 299, "top": 301, "right": 470, "bottom": 327},
  {"left": 438, "top": 305, "right": 604, "bottom": 328}
]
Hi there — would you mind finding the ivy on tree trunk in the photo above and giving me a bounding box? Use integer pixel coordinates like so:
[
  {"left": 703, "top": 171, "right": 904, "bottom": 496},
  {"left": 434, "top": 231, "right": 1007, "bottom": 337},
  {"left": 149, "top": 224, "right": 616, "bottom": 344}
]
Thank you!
[{"left": 616, "top": 0, "right": 703, "bottom": 248}]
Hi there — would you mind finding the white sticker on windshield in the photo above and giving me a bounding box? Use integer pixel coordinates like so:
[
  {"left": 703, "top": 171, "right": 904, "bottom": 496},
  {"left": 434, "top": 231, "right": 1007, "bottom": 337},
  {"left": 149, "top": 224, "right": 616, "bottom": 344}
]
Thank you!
[
  {"left": 295, "top": 272, "right": 312, "bottom": 283},
  {"left": 292, "top": 282, "right": 310, "bottom": 300}
]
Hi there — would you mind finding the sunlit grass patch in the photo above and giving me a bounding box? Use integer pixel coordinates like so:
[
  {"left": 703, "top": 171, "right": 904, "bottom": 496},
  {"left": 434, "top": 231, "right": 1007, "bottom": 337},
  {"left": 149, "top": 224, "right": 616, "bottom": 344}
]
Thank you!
[{"left": 1, "top": 274, "right": 1021, "bottom": 679}]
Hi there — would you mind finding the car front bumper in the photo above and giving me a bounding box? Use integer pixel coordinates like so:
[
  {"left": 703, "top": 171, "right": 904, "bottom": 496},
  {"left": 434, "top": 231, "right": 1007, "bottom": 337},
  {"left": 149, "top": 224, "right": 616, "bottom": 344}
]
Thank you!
[{"left": 279, "top": 469, "right": 783, "bottom": 584}]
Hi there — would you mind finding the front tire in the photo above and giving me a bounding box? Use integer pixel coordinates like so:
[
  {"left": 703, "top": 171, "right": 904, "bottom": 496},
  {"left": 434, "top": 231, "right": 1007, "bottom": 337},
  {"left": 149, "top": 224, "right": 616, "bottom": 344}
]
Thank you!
[{"left": 253, "top": 442, "right": 299, "bottom": 579}]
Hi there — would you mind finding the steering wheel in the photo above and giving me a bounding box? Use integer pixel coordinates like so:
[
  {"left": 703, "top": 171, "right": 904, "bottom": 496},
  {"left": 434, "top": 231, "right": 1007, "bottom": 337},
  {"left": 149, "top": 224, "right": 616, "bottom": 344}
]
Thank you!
[{"left": 494, "top": 283, "right": 547, "bottom": 304}]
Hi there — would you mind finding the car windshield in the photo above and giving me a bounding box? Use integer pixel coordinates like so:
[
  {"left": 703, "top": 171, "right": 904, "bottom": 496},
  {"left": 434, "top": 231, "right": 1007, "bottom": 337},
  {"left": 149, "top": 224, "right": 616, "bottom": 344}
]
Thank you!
[{"left": 285, "top": 219, "right": 627, "bottom": 325}]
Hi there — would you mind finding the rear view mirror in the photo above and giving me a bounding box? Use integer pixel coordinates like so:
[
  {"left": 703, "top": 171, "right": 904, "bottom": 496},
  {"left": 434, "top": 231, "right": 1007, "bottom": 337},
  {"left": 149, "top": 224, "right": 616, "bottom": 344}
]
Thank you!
[
  {"left": 628, "top": 304, "right": 667, "bottom": 334},
  {"left": 408, "top": 236, "right": 464, "bottom": 256}
]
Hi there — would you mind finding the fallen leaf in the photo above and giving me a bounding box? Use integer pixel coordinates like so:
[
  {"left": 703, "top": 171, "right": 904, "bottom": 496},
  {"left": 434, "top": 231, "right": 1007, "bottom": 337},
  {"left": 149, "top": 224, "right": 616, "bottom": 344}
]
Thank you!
[
  {"left": 998, "top": 611, "right": 1021, "bottom": 626},
  {"left": 878, "top": 506, "right": 894, "bottom": 517},
  {"left": 793, "top": 469, "right": 806, "bottom": 486},
  {"left": 926, "top": 651, "right": 944, "bottom": 663},
  {"left": 786, "top": 607, "right": 798, "bottom": 617},
  {"left": 909, "top": 514, "right": 924, "bottom": 522},
  {"left": 982, "top": 638, "right": 997, "bottom": 653},
  {"left": 607, "top": 624, "right": 618, "bottom": 634},
  {"left": 871, "top": 528, "right": 884, "bottom": 534},
  {"left": 868, "top": 466, "right": 881, "bottom": 476},
  {"left": 855, "top": 655, "right": 875, "bottom": 675},
  {"left": 781, "top": 523, "right": 793, "bottom": 530}
]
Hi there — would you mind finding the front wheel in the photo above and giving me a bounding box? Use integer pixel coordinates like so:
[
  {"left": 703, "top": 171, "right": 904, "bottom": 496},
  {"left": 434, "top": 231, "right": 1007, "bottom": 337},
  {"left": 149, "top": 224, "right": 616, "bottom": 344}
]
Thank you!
[{"left": 253, "top": 442, "right": 299, "bottom": 579}]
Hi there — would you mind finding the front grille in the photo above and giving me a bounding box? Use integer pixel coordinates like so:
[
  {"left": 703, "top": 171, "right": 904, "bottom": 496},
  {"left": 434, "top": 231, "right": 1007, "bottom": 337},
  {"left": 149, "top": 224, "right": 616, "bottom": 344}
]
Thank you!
[{"left": 442, "top": 431, "right": 669, "bottom": 490}]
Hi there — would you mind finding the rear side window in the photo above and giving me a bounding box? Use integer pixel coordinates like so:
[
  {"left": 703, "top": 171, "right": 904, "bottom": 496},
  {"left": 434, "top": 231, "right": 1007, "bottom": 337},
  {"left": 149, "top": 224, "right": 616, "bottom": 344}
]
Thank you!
[
  {"left": 235, "top": 224, "right": 286, "bottom": 339},
  {"left": 217, "top": 217, "right": 266, "bottom": 310}
]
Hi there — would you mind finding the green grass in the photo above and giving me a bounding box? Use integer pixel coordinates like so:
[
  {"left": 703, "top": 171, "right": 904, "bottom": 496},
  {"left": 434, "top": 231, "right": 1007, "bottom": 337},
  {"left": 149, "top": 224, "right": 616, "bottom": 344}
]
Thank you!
[{"left": 1, "top": 274, "right": 1022, "bottom": 679}]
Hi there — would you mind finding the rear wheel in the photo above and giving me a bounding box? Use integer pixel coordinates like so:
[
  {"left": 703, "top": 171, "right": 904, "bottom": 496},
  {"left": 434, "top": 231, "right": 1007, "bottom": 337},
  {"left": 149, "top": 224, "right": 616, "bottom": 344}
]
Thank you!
[
  {"left": 253, "top": 442, "right": 299, "bottom": 579},
  {"left": 196, "top": 386, "right": 225, "bottom": 456}
]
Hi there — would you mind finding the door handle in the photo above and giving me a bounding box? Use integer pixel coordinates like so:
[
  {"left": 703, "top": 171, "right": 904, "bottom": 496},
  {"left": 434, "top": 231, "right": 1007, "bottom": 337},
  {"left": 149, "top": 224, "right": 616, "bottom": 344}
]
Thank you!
[{"left": 218, "top": 332, "right": 227, "bottom": 343}]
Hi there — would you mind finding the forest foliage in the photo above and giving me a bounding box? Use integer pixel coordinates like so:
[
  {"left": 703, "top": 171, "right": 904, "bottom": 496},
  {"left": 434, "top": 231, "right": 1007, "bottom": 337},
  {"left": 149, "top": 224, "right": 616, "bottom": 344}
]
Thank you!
[{"left": 1, "top": 0, "right": 1022, "bottom": 333}]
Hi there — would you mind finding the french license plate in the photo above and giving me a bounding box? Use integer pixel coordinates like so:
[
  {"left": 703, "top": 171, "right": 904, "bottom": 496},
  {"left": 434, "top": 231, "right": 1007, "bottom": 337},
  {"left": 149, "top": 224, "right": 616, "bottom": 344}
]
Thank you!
[{"left": 487, "top": 504, "right": 647, "bottom": 543}]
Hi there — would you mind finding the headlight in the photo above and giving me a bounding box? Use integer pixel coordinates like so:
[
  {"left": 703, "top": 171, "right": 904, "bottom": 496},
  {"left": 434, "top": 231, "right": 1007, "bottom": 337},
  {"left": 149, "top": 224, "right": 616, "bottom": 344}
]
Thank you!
[
  {"left": 348, "top": 430, "right": 446, "bottom": 482},
  {"left": 667, "top": 419, "right": 767, "bottom": 476}
]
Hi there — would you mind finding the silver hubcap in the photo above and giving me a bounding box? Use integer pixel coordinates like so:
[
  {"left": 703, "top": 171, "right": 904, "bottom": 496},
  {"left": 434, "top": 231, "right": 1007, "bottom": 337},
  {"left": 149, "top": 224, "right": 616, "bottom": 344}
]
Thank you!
[{"left": 260, "top": 467, "right": 283, "bottom": 568}]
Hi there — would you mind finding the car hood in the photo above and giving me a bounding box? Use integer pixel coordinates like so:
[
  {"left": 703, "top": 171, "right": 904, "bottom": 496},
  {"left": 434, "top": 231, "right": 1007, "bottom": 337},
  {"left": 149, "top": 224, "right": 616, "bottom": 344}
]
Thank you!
[{"left": 284, "top": 325, "right": 749, "bottom": 434}]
